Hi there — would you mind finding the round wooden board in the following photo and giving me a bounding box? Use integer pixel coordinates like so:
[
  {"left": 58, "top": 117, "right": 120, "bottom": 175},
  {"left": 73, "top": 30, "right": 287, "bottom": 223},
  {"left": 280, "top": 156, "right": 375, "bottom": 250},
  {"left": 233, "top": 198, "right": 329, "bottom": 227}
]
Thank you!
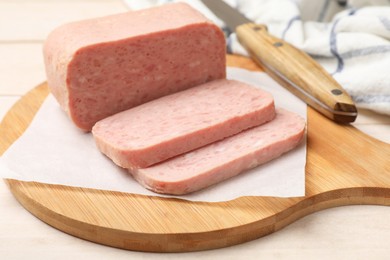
[{"left": 1, "top": 55, "right": 390, "bottom": 252}]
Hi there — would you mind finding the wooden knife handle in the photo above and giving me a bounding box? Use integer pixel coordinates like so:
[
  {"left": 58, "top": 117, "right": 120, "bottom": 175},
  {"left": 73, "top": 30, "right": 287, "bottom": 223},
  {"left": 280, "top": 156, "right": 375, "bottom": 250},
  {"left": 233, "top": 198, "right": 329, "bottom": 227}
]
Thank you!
[{"left": 236, "top": 23, "right": 357, "bottom": 123}]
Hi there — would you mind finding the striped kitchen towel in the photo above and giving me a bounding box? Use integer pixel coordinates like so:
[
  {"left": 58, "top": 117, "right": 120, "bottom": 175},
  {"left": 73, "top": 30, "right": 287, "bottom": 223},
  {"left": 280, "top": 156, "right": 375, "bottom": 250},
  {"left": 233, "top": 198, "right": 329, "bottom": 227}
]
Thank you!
[{"left": 124, "top": 0, "right": 390, "bottom": 116}]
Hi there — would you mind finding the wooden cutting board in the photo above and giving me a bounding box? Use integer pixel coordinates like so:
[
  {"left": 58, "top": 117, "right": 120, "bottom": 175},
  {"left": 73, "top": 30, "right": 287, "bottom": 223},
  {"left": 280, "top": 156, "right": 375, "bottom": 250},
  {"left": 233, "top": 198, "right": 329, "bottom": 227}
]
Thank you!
[{"left": 1, "top": 55, "right": 389, "bottom": 252}]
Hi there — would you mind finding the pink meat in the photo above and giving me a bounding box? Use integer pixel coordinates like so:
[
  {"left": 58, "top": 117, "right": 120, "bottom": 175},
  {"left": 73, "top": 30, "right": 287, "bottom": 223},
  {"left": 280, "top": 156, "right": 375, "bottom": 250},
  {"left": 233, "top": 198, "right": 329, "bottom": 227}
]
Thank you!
[
  {"left": 92, "top": 79, "right": 275, "bottom": 169},
  {"left": 129, "top": 109, "right": 305, "bottom": 195},
  {"left": 43, "top": 3, "right": 226, "bottom": 131}
]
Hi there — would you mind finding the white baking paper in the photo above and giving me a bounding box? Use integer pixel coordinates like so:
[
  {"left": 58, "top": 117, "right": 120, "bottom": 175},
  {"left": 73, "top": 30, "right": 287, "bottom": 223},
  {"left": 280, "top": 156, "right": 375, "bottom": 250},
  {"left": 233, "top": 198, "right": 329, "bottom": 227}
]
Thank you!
[{"left": 0, "top": 68, "right": 307, "bottom": 202}]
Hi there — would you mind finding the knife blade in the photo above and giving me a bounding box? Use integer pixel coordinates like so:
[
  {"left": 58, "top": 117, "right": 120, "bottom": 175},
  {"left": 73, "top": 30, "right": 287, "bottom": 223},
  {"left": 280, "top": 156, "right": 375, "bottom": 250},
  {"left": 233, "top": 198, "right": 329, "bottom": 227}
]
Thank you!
[{"left": 201, "top": 0, "right": 357, "bottom": 123}]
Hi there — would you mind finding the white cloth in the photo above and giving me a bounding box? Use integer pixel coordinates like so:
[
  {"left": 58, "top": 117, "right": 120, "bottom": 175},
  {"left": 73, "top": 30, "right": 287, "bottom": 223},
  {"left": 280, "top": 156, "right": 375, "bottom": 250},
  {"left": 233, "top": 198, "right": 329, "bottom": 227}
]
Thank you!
[{"left": 124, "top": 0, "right": 390, "bottom": 116}]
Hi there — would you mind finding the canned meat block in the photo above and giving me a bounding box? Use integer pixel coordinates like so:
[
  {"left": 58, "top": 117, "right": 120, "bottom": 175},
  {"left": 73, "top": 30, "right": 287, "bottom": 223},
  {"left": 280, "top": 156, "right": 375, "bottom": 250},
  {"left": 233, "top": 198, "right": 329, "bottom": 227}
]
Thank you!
[{"left": 43, "top": 3, "right": 226, "bottom": 131}]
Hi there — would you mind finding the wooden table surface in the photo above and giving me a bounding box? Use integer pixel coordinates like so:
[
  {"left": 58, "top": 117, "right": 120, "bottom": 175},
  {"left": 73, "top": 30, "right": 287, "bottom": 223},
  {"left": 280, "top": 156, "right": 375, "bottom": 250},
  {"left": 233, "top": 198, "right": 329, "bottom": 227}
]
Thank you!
[{"left": 1, "top": 1, "right": 390, "bottom": 259}]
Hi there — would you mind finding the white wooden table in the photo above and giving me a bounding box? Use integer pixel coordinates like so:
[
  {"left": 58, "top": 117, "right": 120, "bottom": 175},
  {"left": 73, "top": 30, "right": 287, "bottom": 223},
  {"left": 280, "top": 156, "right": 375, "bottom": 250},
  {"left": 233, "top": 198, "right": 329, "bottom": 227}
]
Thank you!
[{"left": 1, "top": 1, "right": 390, "bottom": 259}]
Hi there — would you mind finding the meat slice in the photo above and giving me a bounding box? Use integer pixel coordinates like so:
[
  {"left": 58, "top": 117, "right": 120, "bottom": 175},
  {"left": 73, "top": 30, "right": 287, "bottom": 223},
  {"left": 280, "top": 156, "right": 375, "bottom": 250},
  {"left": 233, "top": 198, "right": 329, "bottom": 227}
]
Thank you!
[
  {"left": 129, "top": 109, "right": 305, "bottom": 195},
  {"left": 92, "top": 79, "right": 276, "bottom": 169},
  {"left": 43, "top": 3, "right": 226, "bottom": 131}
]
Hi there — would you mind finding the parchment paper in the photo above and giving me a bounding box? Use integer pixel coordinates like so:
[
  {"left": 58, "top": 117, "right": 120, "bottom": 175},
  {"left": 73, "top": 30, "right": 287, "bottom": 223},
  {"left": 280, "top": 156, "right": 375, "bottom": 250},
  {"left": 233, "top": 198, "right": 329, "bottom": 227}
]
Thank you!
[{"left": 0, "top": 68, "right": 307, "bottom": 202}]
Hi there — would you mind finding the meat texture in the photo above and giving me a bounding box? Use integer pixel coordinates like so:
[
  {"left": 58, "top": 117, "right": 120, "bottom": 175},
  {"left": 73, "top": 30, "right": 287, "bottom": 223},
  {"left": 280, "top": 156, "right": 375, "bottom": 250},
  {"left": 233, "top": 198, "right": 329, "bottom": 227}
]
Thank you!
[
  {"left": 92, "top": 79, "right": 276, "bottom": 169},
  {"left": 43, "top": 3, "right": 226, "bottom": 131},
  {"left": 129, "top": 109, "right": 305, "bottom": 195}
]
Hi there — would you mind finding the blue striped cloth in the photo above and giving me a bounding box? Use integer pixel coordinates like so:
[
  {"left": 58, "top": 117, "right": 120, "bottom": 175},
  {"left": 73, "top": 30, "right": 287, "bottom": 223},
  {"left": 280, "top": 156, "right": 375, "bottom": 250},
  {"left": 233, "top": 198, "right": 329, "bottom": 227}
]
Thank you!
[{"left": 124, "top": 0, "right": 390, "bottom": 116}]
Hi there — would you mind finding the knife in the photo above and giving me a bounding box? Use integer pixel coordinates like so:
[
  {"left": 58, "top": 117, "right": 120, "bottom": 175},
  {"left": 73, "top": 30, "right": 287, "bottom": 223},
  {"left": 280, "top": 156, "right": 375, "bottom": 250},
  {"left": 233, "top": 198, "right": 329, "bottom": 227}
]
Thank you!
[{"left": 201, "top": 0, "right": 358, "bottom": 123}]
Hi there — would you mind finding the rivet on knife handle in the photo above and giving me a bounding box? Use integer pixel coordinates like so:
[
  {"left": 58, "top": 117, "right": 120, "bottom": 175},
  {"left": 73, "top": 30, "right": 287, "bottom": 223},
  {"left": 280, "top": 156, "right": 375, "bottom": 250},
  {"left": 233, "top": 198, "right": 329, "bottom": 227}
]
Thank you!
[{"left": 236, "top": 23, "right": 358, "bottom": 123}]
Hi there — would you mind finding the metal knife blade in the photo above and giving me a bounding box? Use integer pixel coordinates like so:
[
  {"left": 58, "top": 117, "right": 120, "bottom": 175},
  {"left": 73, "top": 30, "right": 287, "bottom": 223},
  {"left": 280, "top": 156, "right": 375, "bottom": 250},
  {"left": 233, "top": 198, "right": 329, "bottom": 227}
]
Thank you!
[{"left": 201, "top": 0, "right": 357, "bottom": 123}]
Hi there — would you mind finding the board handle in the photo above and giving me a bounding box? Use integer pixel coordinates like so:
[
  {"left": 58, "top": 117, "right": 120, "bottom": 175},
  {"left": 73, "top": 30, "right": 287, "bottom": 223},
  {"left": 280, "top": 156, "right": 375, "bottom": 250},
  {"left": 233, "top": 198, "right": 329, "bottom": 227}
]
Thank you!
[{"left": 236, "top": 23, "right": 357, "bottom": 123}]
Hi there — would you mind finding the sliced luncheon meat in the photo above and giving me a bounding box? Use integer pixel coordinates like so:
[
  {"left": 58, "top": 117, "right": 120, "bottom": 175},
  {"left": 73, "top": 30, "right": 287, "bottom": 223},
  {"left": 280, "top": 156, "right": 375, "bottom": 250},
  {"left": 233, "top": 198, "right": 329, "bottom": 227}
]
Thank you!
[
  {"left": 129, "top": 109, "right": 305, "bottom": 195},
  {"left": 43, "top": 3, "right": 226, "bottom": 131},
  {"left": 92, "top": 79, "right": 276, "bottom": 169}
]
